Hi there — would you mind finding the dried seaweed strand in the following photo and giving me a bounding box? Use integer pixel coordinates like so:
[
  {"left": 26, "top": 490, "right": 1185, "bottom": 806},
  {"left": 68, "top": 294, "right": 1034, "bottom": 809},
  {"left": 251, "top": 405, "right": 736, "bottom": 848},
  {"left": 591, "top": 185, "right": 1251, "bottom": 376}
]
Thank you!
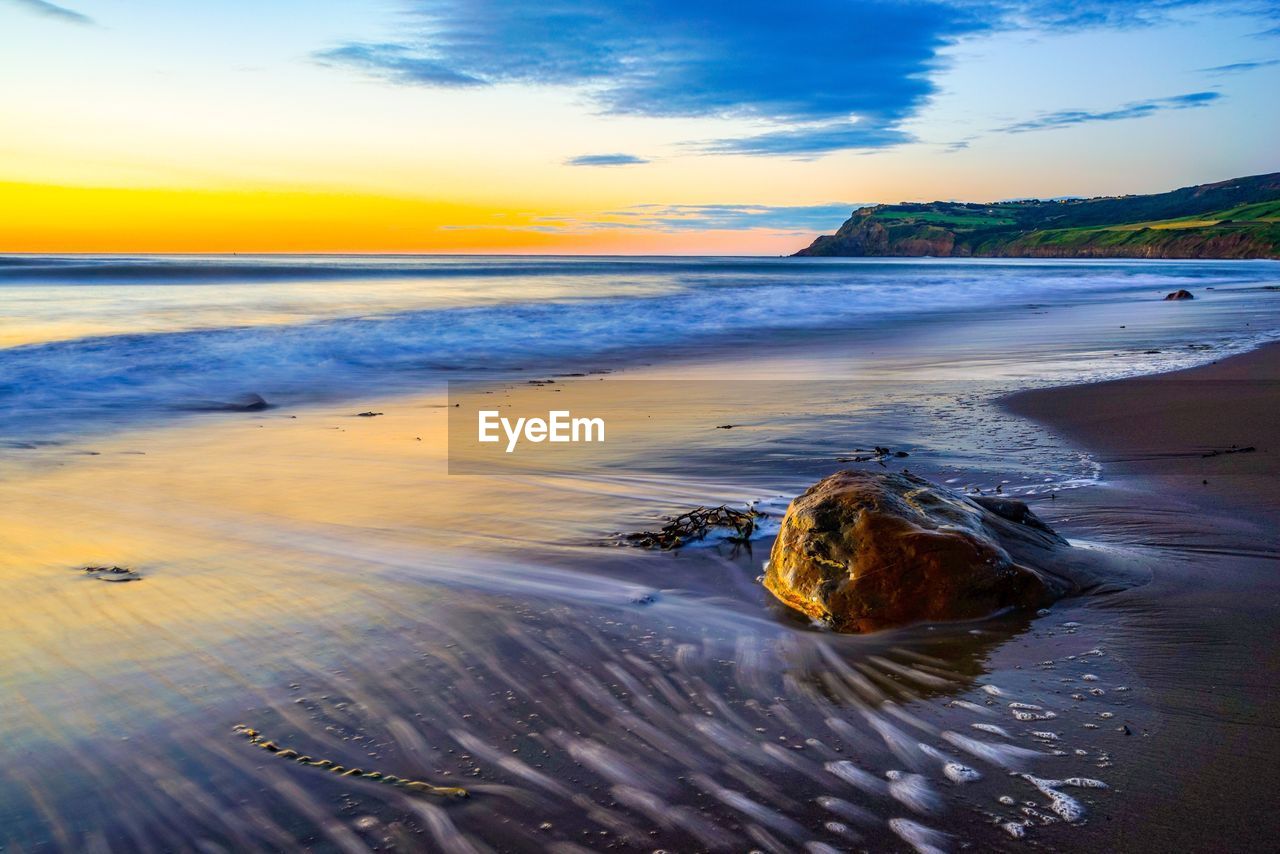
[{"left": 231, "top": 724, "right": 468, "bottom": 798}]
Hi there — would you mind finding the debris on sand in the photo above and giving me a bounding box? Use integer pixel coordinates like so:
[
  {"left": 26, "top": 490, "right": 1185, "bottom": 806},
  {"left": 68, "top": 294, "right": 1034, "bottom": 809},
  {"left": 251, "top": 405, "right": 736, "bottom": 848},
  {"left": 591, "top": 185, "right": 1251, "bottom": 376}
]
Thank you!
[
  {"left": 1201, "top": 444, "right": 1256, "bottom": 458},
  {"left": 623, "top": 505, "right": 760, "bottom": 550},
  {"left": 231, "top": 724, "right": 468, "bottom": 798},
  {"left": 82, "top": 565, "right": 142, "bottom": 583},
  {"left": 355, "top": 411, "right": 384, "bottom": 417},
  {"left": 836, "top": 445, "right": 910, "bottom": 463}
]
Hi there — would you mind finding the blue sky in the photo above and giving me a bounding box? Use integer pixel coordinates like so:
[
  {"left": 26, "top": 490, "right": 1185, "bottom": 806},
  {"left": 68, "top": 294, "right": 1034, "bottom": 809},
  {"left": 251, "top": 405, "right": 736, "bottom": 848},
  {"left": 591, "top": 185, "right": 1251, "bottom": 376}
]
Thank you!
[{"left": 0, "top": 0, "right": 1277, "bottom": 251}]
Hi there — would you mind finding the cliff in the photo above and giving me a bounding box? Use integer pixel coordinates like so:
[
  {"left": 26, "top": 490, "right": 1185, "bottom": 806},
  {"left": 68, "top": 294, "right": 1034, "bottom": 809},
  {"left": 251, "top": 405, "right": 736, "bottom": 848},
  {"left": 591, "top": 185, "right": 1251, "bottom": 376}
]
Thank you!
[{"left": 795, "top": 172, "right": 1280, "bottom": 259}]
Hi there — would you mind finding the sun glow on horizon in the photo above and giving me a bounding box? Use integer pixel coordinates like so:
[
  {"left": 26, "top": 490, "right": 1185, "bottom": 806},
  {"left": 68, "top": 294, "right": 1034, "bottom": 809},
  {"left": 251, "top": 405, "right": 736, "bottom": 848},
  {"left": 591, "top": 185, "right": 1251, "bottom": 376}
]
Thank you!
[
  {"left": 0, "top": 181, "right": 823, "bottom": 255},
  {"left": 1, "top": 0, "right": 1276, "bottom": 253}
]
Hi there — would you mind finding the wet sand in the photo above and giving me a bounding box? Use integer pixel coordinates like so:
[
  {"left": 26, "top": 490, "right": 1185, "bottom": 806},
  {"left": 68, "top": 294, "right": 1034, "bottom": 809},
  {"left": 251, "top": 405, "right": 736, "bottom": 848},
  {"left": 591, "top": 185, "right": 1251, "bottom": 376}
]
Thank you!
[
  {"left": 0, "top": 362, "right": 1155, "bottom": 852},
  {"left": 1005, "top": 341, "right": 1280, "bottom": 849},
  {"left": 1006, "top": 340, "right": 1280, "bottom": 518},
  {"left": 2, "top": 328, "right": 1278, "bottom": 851}
]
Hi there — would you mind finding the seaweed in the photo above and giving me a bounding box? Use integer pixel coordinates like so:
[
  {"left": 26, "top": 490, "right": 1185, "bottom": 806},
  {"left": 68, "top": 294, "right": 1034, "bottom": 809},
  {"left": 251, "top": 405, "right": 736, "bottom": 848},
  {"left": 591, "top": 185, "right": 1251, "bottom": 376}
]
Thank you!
[
  {"left": 623, "top": 504, "right": 760, "bottom": 550},
  {"left": 1201, "top": 444, "right": 1256, "bottom": 458},
  {"left": 836, "top": 446, "right": 910, "bottom": 464},
  {"left": 231, "top": 724, "right": 468, "bottom": 799},
  {"left": 82, "top": 565, "right": 142, "bottom": 583}
]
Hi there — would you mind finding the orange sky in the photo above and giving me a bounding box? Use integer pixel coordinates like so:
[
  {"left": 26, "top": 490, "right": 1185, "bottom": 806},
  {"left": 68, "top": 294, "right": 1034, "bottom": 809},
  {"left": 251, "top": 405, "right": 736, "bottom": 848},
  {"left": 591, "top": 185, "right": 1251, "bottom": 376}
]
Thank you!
[{"left": 0, "top": 181, "right": 808, "bottom": 255}]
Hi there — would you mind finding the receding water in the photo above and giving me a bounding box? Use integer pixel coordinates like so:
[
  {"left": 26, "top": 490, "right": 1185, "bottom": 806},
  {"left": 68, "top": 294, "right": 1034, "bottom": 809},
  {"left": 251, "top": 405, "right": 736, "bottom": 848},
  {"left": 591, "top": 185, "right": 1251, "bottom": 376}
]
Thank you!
[{"left": 0, "top": 256, "right": 1277, "bottom": 851}]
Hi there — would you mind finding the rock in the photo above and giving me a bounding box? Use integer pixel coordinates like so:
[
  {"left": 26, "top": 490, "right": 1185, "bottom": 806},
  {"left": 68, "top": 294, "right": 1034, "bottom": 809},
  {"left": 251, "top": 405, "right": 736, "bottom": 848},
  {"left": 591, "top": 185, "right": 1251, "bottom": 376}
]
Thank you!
[
  {"left": 184, "top": 393, "right": 270, "bottom": 412},
  {"left": 763, "top": 471, "right": 1073, "bottom": 632},
  {"left": 1163, "top": 289, "right": 1194, "bottom": 300}
]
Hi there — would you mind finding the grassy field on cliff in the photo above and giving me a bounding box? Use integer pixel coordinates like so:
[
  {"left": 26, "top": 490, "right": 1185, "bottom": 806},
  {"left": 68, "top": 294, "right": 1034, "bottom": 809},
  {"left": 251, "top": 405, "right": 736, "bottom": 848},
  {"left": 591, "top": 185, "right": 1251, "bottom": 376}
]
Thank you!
[{"left": 796, "top": 172, "right": 1280, "bottom": 259}]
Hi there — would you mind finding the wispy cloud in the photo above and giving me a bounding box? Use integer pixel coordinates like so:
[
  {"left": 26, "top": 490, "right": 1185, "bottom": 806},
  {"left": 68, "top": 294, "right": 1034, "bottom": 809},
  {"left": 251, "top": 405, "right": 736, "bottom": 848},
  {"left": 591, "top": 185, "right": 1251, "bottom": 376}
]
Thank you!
[
  {"left": 313, "top": 43, "right": 483, "bottom": 86},
  {"left": 999, "top": 91, "right": 1221, "bottom": 133},
  {"left": 612, "top": 203, "right": 865, "bottom": 232},
  {"left": 440, "top": 203, "right": 863, "bottom": 234},
  {"left": 3, "top": 0, "right": 95, "bottom": 25},
  {"left": 538, "top": 203, "right": 866, "bottom": 233},
  {"left": 564, "top": 153, "right": 650, "bottom": 167},
  {"left": 986, "top": 0, "right": 1212, "bottom": 30},
  {"left": 699, "top": 121, "right": 913, "bottom": 158},
  {"left": 1199, "top": 57, "right": 1280, "bottom": 74}
]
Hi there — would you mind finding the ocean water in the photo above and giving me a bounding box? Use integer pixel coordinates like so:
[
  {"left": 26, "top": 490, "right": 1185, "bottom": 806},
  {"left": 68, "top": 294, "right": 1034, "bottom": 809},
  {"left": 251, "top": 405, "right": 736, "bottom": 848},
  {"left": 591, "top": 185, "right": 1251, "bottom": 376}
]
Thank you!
[
  {"left": 2, "top": 255, "right": 1277, "bottom": 444},
  {"left": 1, "top": 255, "right": 1278, "bottom": 852}
]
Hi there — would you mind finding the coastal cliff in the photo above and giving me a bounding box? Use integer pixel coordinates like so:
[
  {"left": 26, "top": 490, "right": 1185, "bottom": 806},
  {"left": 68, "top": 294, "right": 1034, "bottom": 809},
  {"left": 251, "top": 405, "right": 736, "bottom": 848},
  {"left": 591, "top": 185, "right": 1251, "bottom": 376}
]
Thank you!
[{"left": 796, "top": 172, "right": 1280, "bottom": 259}]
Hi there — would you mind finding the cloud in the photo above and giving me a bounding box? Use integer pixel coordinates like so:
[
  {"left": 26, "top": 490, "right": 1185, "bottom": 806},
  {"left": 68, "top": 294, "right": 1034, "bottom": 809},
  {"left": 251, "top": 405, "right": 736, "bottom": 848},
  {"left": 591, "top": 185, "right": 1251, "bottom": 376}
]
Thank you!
[
  {"left": 547, "top": 203, "right": 866, "bottom": 233},
  {"left": 1199, "top": 57, "right": 1280, "bottom": 74},
  {"left": 315, "top": 0, "right": 1272, "bottom": 156},
  {"left": 317, "top": 0, "right": 987, "bottom": 154},
  {"left": 3, "top": 0, "right": 95, "bottom": 25},
  {"left": 564, "top": 153, "right": 650, "bottom": 166},
  {"left": 313, "top": 43, "right": 483, "bottom": 86},
  {"left": 440, "top": 203, "right": 863, "bottom": 234},
  {"left": 998, "top": 91, "right": 1221, "bottom": 133},
  {"left": 986, "top": 0, "right": 1210, "bottom": 30},
  {"left": 699, "top": 120, "right": 914, "bottom": 157}
]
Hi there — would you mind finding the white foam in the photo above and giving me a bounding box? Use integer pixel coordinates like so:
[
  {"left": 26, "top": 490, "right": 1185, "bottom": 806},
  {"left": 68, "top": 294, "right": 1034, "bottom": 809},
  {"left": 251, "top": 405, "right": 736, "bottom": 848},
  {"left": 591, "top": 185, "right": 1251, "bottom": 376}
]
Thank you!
[
  {"left": 1002, "top": 821, "right": 1027, "bottom": 839},
  {"left": 888, "top": 818, "right": 950, "bottom": 854},
  {"left": 1012, "top": 709, "right": 1058, "bottom": 722},
  {"left": 887, "top": 772, "right": 942, "bottom": 814},
  {"left": 824, "top": 761, "right": 888, "bottom": 796},
  {"left": 941, "top": 731, "right": 1043, "bottom": 769},
  {"left": 1022, "top": 774, "right": 1107, "bottom": 822},
  {"left": 943, "top": 762, "right": 982, "bottom": 784}
]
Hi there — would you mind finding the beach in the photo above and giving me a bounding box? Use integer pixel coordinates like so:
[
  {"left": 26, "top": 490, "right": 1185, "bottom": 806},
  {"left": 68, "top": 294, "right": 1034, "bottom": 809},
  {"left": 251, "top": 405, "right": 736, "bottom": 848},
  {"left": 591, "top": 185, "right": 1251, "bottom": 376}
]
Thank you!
[
  {"left": 1006, "top": 342, "right": 1280, "bottom": 849},
  {"left": 0, "top": 256, "right": 1277, "bottom": 851}
]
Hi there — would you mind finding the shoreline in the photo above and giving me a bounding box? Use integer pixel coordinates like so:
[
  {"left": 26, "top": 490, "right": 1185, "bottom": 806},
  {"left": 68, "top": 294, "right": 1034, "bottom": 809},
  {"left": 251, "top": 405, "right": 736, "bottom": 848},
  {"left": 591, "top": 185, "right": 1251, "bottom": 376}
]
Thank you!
[
  {"left": 1005, "top": 339, "right": 1280, "bottom": 522},
  {"left": 3, "top": 264, "right": 1279, "bottom": 849},
  {"left": 1001, "top": 341, "right": 1280, "bottom": 849}
]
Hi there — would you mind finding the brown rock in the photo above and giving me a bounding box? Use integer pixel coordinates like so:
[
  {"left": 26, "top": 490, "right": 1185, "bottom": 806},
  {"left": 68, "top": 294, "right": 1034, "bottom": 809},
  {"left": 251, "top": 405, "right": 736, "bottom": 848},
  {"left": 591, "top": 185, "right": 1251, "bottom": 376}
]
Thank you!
[
  {"left": 1163, "top": 289, "right": 1194, "bottom": 300},
  {"left": 763, "top": 471, "right": 1072, "bottom": 632}
]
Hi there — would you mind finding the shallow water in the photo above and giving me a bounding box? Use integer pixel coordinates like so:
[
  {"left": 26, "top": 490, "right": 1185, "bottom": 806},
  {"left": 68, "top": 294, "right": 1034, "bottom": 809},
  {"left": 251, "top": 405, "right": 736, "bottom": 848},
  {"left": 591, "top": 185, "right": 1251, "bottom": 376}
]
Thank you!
[{"left": 1, "top": 256, "right": 1278, "bottom": 851}]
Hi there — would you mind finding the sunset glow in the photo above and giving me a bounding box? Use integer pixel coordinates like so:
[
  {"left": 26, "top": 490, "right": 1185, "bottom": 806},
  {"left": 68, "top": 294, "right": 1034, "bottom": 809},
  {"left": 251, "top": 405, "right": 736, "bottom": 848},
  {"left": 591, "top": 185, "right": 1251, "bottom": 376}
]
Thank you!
[{"left": 2, "top": 0, "right": 1277, "bottom": 252}]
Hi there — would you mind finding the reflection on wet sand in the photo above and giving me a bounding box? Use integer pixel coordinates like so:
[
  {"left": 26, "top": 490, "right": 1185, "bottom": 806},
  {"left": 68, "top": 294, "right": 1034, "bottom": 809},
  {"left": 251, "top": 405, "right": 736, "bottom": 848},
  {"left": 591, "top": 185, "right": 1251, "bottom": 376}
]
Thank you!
[{"left": 0, "top": 382, "right": 1152, "bottom": 852}]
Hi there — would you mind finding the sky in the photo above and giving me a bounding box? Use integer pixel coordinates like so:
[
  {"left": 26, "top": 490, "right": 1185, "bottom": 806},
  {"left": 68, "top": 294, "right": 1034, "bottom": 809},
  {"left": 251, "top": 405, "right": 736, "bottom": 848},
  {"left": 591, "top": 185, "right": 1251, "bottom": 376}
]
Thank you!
[{"left": 1, "top": 0, "right": 1277, "bottom": 254}]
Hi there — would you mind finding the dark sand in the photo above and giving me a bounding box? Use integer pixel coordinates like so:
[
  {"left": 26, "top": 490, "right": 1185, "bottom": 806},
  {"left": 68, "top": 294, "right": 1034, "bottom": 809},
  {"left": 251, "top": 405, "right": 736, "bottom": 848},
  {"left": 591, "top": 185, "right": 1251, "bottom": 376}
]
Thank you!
[
  {"left": 1006, "top": 341, "right": 1280, "bottom": 850},
  {"left": 1007, "top": 340, "right": 1280, "bottom": 518}
]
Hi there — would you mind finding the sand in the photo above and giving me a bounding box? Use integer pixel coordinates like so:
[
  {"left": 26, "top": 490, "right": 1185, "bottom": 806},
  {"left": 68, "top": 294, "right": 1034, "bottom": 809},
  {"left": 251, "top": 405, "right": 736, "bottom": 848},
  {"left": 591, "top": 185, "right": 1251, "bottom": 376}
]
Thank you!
[
  {"left": 1005, "top": 341, "right": 1280, "bottom": 849},
  {"left": 1007, "top": 340, "right": 1280, "bottom": 519},
  {"left": 2, "top": 335, "right": 1277, "bottom": 850}
]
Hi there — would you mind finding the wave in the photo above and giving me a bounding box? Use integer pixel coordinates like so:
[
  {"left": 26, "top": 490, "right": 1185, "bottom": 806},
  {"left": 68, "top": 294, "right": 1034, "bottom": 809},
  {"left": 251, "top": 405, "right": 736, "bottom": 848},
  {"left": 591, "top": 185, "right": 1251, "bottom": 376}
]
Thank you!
[{"left": 0, "top": 256, "right": 1276, "bottom": 443}]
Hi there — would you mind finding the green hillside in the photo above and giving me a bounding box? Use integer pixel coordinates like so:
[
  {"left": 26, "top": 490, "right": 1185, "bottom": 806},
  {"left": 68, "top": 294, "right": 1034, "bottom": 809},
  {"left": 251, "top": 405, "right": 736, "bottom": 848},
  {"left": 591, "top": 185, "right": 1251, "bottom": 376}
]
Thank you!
[{"left": 795, "top": 172, "right": 1280, "bottom": 259}]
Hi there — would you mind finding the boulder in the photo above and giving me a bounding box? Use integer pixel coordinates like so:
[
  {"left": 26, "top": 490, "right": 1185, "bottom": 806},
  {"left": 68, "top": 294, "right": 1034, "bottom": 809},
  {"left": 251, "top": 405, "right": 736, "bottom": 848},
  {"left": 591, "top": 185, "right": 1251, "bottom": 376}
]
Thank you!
[
  {"left": 1163, "top": 289, "right": 1194, "bottom": 300},
  {"left": 763, "top": 471, "right": 1073, "bottom": 632}
]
